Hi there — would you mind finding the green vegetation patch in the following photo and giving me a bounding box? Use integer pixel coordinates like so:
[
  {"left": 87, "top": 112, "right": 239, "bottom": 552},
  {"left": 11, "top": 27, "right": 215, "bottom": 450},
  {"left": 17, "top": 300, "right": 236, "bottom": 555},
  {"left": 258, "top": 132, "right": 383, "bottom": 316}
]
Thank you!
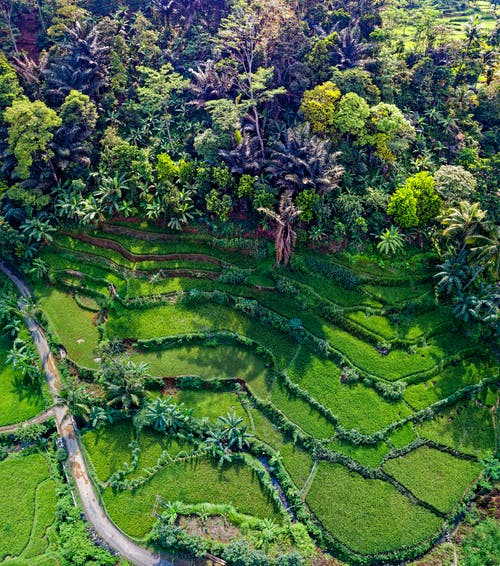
[
  {"left": 34, "top": 286, "right": 100, "bottom": 369},
  {"left": 329, "top": 438, "right": 391, "bottom": 469},
  {"left": 287, "top": 350, "right": 412, "bottom": 433},
  {"left": 107, "top": 302, "right": 297, "bottom": 371},
  {"left": 103, "top": 456, "right": 281, "bottom": 539},
  {"left": 132, "top": 344, "right": 270, "bottom": 396},
  {"left": 417, "top": 403, "right": 496, "bottom": 458},
  {"left": 0, "top": 334, "right": 46, "bottom": 427},
  {"left": 404, "top": 358, "right": 493, "bottom": 409},
  {"left": 0, "top": 453, "right": 52, "bottom": 561},
  {"left": 307, "top": 462, "right": 442, "bottom": 553},
  {"left": 271, "top": 381, "right": 336, "bottom": 438},
  {"left": 383, "top": 447, "right": 483, "bottom": 514}
]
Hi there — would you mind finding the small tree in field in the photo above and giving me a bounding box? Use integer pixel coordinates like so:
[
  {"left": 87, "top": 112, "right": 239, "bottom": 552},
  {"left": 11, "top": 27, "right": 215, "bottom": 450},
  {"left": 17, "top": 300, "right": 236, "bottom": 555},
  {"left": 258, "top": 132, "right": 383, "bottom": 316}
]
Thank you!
[
  {"left": 377, "top": 225, "right": 405, "bottom": 256},
  {"left": 258, "top": 191, "right": 301, "bottom": 267}
]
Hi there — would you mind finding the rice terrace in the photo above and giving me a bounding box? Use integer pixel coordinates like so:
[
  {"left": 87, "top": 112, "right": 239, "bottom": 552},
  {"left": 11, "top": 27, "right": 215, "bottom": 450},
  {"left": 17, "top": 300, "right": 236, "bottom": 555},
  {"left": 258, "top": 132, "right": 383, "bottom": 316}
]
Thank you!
[{"left": 0, "top": 0, "right": 498, "bottom": 565}]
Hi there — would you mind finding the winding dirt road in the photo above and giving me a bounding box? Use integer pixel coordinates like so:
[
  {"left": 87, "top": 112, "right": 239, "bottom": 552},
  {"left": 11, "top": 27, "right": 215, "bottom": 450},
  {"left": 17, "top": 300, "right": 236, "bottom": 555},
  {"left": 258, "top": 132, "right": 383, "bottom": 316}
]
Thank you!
[{"left": 0, "top": 262, "right": 171, "bottom": 566}]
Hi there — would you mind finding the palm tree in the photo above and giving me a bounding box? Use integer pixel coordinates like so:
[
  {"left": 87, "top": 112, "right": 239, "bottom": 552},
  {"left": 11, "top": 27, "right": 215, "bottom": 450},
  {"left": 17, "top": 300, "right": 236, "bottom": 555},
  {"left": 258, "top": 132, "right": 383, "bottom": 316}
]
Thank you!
[
  {"left": 434, "top": 253, "right": 468, "bottom": 296},
  {"left": 267, "top": 123, "right": 343, "bottom": 195},
  {"left": 217, "top": 411, "right": 252, "bottom": 451},
  {"left": 465, "top": 223, "right": 500, "bottom": 289},
  {"left": 258, "top": 191, "right": 302, "bottom": 267},
  {"left": 20, "top": 217, "right": 56, "bottom": 244},
  {"left": 376, "top": 226, "right": 405, "bottom": 256},
  {"left": 101, "top": 356, "right": 150, "bottom": 413},
  {"left": 441, "top": 201, "right": 487, "bottom": 249},
  {"left": 143, "top": 397, "right": 192, "bottom": 433},
  {"left": 334, "top": 25, "right": 373, "bottom": 70}
]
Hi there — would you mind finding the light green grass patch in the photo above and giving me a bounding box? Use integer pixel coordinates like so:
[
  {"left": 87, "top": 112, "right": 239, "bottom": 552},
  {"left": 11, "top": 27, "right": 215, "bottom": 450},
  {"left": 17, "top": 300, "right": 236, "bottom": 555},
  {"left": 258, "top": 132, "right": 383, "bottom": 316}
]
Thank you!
[
  {"left": 102, "top": 456, "right": 281, "bottom": 539},
  {"left": 35, "top": 286, "right": 100, "bottom": 369},
  {"left": 287, "top": 350, "right": 412, "bottom": 433},
  {"left": 404, "top": 358, "right": 493, "bottom": 409},
  {"left": 0, "top": 453, "right": 51, "bottom": 561},
  {"left": 271, "top": 381, "right": 336, "bottom": 439},
  {"left": 417, "top": 403, "right": 496, "bottom": 458},
  {"left": 383, "top": 447, "right": 483, "bottom": 514},
  {"left": 0, "top": 334, "right": 46, "bottom": 426},
  {"left": 328, "top": 439, "right": 390, "bottom": 469},
  {"left": 132, "top": 344, "right": 270, "bottom": 398},
  {"left": 106, "top": 302, "right": 297, "bottom": 371},
  {"left": 307, "top": 462, "right": 442, "bottom": 553}
]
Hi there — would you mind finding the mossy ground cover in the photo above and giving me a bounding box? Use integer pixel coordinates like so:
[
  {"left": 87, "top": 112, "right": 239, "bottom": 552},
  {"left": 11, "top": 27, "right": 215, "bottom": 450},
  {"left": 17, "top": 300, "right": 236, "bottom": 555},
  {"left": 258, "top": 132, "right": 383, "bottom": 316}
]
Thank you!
[
  {"left": 0, "top": 453, "right": 55, "bottom": 562},
  {"left": 383, "top": 447, "right": 483, "bottom": 514},
  {"left": 306, "top": 462, "right": 442, "bottom": 554},
  {"left": 0, "top": 334, "right": 46, "bottom": 426},
  {"left": 102, "top": 456, "right": 281, "bottom": 539}
]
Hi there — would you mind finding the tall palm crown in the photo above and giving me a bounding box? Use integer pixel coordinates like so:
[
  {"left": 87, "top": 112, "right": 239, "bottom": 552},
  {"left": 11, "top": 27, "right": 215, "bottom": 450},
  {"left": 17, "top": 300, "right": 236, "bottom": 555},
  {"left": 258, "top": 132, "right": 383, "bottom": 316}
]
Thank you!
[
  {"left": 267, "top": 123, "right": 343, "bottom": 195},
  {"left": 258, "top": 190, "right": 301, "bottom": 267}
]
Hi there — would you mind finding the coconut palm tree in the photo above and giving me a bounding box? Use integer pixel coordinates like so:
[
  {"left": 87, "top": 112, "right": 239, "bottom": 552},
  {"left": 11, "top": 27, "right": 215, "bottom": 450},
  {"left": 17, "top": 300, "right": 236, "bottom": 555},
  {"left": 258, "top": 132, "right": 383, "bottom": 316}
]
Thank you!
[
  {"left": 267, "top": 123, "right": 343, "bottom": 195},
  {"left": 258, "top": 191, "right": 302, "bottom": 267},
  {"left": 441, "top": 201, "right": 487, "bottom": 249},
  {"left": 465, "top": 223, "right": 500, "bottom": 289},
  {"left": 376, "top": 225, "right": 405, "bottom": 256},
  {"left": 434, "top": 252, "right": 468, "bottom": 296}
]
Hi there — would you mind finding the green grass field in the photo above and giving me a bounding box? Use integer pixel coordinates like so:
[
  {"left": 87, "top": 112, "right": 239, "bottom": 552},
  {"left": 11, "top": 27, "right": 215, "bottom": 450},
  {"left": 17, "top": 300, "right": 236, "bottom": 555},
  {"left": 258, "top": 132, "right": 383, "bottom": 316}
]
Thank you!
[
  {"left": 287, "top": 349, "right": 412, "bottom": 433},
  {"left": 102, "top": 456, "right": 281, "bottom": 539},
  {"left": 417, "top": 402, "right": 496, "bottom": 458},
  {"left": 306, "top": 462, "right": 442, "bottom": 553},
  {"left": 31, "top": 226, "right": 498, "bottom": 560},
  {"left": 0, "top": 334, "right": 46, "bottom": 427},
  {"left": 0, "top": 453, "right": 55, "bottom": 562},
  {"left": 383, "top": 447, "right": 483, "bottom": 514},
  {"left": 34, "top": 286, "right": 100, "bottom": 369},
  {"left": 132, "top": 344, "right": 269, "bottom": 389}
]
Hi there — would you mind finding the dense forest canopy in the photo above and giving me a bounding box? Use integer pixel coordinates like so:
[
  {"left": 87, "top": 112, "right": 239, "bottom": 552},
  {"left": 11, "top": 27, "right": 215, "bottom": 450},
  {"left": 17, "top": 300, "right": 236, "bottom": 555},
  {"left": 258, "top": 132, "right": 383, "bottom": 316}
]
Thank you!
[{"left": 0, "top": 0, "right": 498, "bottom": 327}]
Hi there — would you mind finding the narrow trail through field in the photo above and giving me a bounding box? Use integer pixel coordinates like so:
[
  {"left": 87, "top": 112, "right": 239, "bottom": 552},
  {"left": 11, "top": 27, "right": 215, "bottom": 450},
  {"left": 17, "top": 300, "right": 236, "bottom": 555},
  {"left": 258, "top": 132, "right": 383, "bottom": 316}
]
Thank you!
[
  {"left": 0, "top": 407, "right": 55, "bottom": 434},
  {"left": 0, "top": 261, "right": 171, "bottom": 566}
]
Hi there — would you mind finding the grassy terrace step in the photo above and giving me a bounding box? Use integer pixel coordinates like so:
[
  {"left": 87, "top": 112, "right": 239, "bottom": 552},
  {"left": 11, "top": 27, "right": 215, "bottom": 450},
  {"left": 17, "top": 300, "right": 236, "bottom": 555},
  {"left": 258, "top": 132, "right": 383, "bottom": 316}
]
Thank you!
[
  {"left": 0, "top": 334, "right": 46, "bottom": 427},
  {"left": 68, "top": 228, "right": 269, "bottom": 269},
  {"left": 106, "top": 302, "right": 298, "bottom": 371},
  {"left": 51, "top": 236, "right": 223, "bottom": 273},
  {"left": 101, "top": 456, "right": 282, "bottom": 539},
  {"left": 416, "top": 402, "right": 497, "bottom": 458},
  {"left": 34, "top": 286, "right": 100, "bottom": 369},
  {"left": 0, "top": 453, "right": 53, "bottom": 561},
  {"left": 131, "top": 344, "right": 271, "bottom": 398},
  {"left": 306, "top": 462, "right": 442, "bottom": 554},
  {"left": 287, "top": 350, "right": 412, "bottom": 434},
  {"left": 382, "top": 447, "right": 483, "bottom": 514}
]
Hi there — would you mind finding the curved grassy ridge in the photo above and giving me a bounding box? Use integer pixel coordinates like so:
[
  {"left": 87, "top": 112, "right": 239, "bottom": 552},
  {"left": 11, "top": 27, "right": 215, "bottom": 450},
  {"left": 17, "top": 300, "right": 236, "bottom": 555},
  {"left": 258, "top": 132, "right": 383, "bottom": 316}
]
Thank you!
[
  {"left": 95, "top": 225, "right": 270, "bottom": 268},
  {"left": 306, "top": 462, "right": 443, "bottom": 554},
  {"left": 382, "top": 447, "right": 483, "bottom": 514},
  {"left": 51, "top": 235, "right": 224, "bottom": 273},
  {"left": 101, "top": 455, "right": 282, "bottom": 539},
  {"left": 0, "top": 453, "right": 55, "bottom": 562}
]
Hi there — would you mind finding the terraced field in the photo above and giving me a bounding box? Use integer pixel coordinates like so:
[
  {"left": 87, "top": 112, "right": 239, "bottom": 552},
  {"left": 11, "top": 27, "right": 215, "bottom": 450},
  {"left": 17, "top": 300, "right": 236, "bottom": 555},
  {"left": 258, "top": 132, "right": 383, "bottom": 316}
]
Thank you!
[{"left": 33, "top": 223, "right": 498, "bottom": 563}]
